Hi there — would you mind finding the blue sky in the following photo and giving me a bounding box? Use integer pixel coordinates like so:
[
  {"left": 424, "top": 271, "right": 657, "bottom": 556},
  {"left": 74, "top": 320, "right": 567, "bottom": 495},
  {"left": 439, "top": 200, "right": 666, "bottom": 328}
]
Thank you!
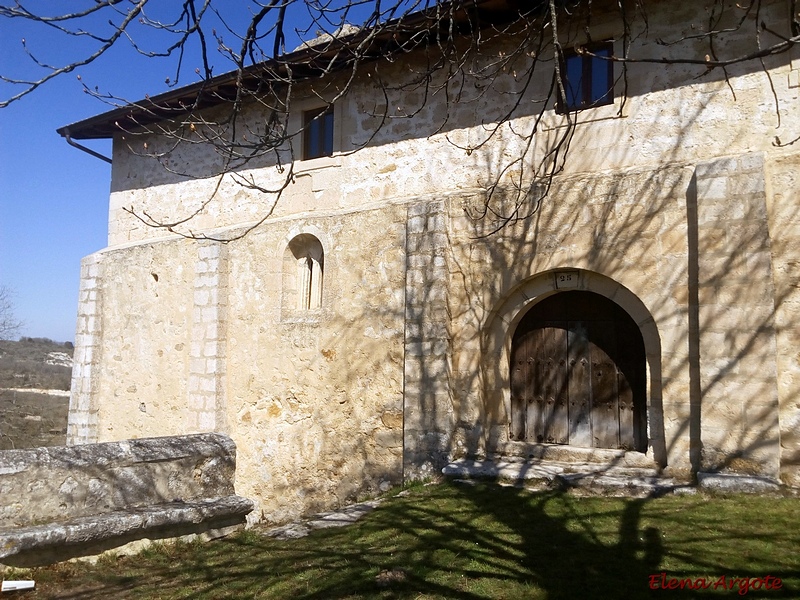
[
  {"left": 1, "top": 23, "right": 120, "bottom": 343},
  {"left": 0, "top": 15, "right": 189, "bottom": 342},
  {"left": 0, "top": 2, "right": 381, "bottom": 342}
]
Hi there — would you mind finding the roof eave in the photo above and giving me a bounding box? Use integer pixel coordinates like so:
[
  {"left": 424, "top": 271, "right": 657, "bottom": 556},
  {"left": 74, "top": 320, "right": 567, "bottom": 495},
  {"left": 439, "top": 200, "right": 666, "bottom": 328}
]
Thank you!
[{"left": 58, "top": 0, "right": 528, "bottom": 140}]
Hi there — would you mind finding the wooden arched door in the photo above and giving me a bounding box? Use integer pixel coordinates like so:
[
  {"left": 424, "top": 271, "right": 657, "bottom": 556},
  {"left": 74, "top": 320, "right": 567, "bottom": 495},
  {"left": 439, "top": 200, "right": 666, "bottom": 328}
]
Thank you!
[{"left": 509, "top": 291, "right": 647, "bottom": 451}]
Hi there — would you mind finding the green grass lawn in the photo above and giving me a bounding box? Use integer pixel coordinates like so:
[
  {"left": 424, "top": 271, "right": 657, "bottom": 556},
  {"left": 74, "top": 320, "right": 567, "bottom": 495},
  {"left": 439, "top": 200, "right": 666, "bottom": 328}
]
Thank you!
[{"left": 10, "top": 481, "right": 800, "bottom": 599}]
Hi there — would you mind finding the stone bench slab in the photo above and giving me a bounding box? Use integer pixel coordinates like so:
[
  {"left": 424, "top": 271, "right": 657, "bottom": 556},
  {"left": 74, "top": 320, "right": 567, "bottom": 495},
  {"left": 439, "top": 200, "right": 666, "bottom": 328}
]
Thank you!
[{"left": 0, "top": 495, "right": 253, "bottom": 566}]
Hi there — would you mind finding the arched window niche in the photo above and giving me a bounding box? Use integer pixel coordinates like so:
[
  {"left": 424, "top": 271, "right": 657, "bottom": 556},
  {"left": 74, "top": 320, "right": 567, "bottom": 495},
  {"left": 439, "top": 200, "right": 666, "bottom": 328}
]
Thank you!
[{"left": 283, "top": 233, "right": 324, "bottom": 313}]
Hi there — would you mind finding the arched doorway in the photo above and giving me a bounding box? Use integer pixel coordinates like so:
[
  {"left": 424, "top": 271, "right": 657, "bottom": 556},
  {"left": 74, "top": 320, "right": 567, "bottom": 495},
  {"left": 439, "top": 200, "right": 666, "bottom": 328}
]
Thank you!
[{"left": 509, "top": 291, "right": 647, "bottom": 451}]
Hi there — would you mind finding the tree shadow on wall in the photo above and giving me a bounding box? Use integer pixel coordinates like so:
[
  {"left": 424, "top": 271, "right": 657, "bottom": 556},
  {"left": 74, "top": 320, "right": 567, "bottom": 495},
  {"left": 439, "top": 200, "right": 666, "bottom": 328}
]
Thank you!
[{"left": 436, "top": 61, "right": 800, "bottom": 481}]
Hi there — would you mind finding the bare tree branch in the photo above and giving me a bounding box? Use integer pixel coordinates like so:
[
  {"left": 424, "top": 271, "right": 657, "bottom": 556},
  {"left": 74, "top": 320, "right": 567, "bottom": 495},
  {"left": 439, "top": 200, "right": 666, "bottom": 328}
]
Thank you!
[
  {"left": 3, "top": 0, "right": 798, "bottom": 237},
  {"left": 0, "top": 285, "right": 23, "bottom": 341}
]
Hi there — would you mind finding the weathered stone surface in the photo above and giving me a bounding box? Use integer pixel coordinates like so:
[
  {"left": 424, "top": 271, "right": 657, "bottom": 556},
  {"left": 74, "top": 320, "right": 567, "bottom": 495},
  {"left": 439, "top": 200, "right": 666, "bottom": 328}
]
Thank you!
[
  {"left": 0, "top": 433, "right": 239, "bottom": 528},
  {"left": 443, "top": 459, "right": 687, "bottom": 497},
  {"left": 0, "top": 434, "right": 253, "bottom": 565},
  {"left": 305, "top": 500, "right": 383, "bottom": 530},
  {"left": 0, "top": 496, "right": 253, "bottom": 564},
  {"left": 697, "top": 472, "right": 781, "bottom": 493},
  {"left": 262, "top": 498, "right": 383, "bottom": 540},
  {"left": 64, "top": 0, "right": 800, "bottom": 529}
]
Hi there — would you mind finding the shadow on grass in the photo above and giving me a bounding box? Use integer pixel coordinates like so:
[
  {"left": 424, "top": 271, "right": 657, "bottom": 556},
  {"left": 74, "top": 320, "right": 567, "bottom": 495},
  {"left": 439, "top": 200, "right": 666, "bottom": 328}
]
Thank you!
[{"left": 34, "top": 481, "right": 800, "bottom": 599}]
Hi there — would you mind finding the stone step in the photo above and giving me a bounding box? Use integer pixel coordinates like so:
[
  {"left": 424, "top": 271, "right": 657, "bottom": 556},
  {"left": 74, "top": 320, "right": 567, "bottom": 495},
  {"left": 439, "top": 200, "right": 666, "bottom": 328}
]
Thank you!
[
  {"left": 443, "top": 458, "right": 658, "bottom": 479},
  {"left": 443, "top": 458, "right": 687, "bottom": 497},
  {"left": 491, "top": 442, "right": 657, "bottom": 469}
]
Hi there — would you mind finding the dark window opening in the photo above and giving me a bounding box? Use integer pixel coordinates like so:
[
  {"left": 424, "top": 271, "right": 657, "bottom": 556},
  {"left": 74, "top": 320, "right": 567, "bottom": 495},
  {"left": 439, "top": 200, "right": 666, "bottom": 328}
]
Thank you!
[
  {"left": 303, "top": 106, "right": 334, "bottom": 160},
  {"left": 557, "top": 42, "right": 614, "bottom": 113}
]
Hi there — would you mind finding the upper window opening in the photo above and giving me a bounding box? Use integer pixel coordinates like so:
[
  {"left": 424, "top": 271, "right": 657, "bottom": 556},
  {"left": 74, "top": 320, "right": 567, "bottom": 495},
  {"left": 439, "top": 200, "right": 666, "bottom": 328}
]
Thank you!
[
  {"left": 557, "top": 42, "right": 614, "bottom": 113},
  {"left": 303, "top": 106, "right": 334, "bottom": 160}
]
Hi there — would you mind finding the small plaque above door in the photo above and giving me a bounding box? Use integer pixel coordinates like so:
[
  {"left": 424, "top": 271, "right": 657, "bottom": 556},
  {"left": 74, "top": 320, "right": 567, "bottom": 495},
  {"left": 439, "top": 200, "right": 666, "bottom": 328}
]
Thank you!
[{"left": 554, "top": 271, "right": 579, "bottom": 289}]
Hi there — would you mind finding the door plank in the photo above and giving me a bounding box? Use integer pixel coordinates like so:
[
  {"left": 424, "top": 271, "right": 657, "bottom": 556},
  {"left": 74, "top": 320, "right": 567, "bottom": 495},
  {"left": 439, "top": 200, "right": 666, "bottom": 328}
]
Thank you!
[
  {"left": 542, "top": 325, "right": 569, "bottom": 445},
  {"left": 526, "top": 328, "right": 545, "bottom": 443},
  {"left": 617, "top": 367, "right": 635, "bottom": 450},
  {"left": 590, "top": 321, "right": 619, "bottom": 448},
  {"left": 509, "top": 332, "right": 527, "bottom": 441},
  {"left": 567, "top": 321, "right": 592, "bottom": 447},
  {"left": 616, "top": 317, "right": 645, "bottom": 451}
]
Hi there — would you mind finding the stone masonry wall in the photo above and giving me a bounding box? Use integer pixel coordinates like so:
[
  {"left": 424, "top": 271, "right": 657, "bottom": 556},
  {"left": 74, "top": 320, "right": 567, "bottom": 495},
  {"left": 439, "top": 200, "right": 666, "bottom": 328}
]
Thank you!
[
  {"left": 694, "top": 154, "right": 780, "bottom": 477},
  {"left": 765, "top": 150, "right": 800, "bottom": 485},
  {"left": 78, "top": 202, "right": 409, "bottom": 524},
  {"left": 444, "top": 164, "right": 696, "bottom": 472},
  {"left": 222, "top": 205, "right": 408, "bottom": 523},
  {"left": 403, "top": 200, "right": 453, "bottom": 479},
  {"left": 67, "top": 253, "right": 105, "bottom": 445},
  {"left": 105, "top": 1, "right": 798, "bottom": 248},
  {"left": 89, "top": 240, "right": 196, "bottom": 442},
  {"left": 187, "top": 242, "right": 229, "bottom": 434}
]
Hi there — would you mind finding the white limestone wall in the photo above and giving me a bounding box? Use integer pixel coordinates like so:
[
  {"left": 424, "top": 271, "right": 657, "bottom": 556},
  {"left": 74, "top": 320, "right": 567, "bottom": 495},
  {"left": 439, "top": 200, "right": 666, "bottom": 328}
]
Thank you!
[
  {"left": 187, "top": 242, "right": 229, "bottom": 433},
  {"left": 442, "top": 163, "right": 699, "bottom": 475},
  {"left": 223, "top": 205, "right": 407, "bottom": 522},
  {"left": 765, "top": 150, "right": 800, "bottom": 486},
  {"left": 105, "top": 1, "right": 798, "bottom": 248},
  {"left": 67, "top": 254, "right": 105, "bottom": 445},
  {"left": 67, "top": 0, "right": 800, "bottom": 519},
  {"left": 72, "top": 201, "right": 408, "bottom": 523},
  {"left": 425, "top": 149, "right": 791, "bottom": 480}
]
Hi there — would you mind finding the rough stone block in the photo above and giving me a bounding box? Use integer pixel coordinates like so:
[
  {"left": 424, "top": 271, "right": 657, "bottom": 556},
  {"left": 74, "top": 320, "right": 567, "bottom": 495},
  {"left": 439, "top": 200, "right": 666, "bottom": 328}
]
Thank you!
[
  {"left": 198, "top": 244, "right": 220, "bottom": 260},
  {"left": 407, "top": 215, "right": 426, "bottom": 233},
  {"left": 696, "top": 177, "right": 727, "bottom": 202},
  {"left": 697, "top": 472, "right": 780, "bottom": 493},
  {"left": 194, "top": 290, "right": 210, "bottom": 306},
  {"left": 197, "top": 412, "right": 216, "bottom": 430},
  {"left": 407, "top": 202, "right": 432, "bottom": 217},
  {"left": 0, "top": 434, "right": 246, "bottom": 531}
]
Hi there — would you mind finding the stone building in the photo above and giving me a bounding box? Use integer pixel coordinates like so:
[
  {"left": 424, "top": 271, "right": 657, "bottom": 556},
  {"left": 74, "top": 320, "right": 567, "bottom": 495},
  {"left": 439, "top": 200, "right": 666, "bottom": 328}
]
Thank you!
[{"left": 60, "top": 0, "right": 800, "bottom": 522}]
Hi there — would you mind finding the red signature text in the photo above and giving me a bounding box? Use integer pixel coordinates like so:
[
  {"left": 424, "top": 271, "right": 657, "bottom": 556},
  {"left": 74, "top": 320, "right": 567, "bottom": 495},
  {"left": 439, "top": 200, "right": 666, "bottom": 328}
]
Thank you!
[{"left": 649, "top": 573, "right": 783, "bottom": 595}]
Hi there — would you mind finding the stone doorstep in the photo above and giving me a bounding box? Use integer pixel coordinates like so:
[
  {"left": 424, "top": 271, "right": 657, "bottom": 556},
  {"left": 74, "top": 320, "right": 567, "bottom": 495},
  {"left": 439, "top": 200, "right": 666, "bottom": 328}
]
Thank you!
[
  {"left": 443, "top": 458, "right": 662, "bottom": 480},
  {"left": 442, "top": 459, "right": 685, "bottom": 496},
  {"left": 697, "top": 472, "right": 781, "bottom": 493},
  {"left": 0, "top": 495, "right": 254, "bottom": 564},
  {"left": 444, "top": 460, "right": 794, "bottom": 496},
  {"left": 492, "top": 443, "right": 656, "bottom": 469}
]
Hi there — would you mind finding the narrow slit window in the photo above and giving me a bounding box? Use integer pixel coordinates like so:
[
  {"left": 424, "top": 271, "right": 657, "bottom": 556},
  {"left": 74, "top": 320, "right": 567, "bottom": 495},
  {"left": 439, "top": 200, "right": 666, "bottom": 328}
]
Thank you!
[
  {"left": 303, "top": 106, "right": 334, "bottom": 160},
  {"left": 283, "top": 234, "right": 324, "bottom": 313},
  {"left": 298, "top": 255, "right": 323, "bottom": 310}
]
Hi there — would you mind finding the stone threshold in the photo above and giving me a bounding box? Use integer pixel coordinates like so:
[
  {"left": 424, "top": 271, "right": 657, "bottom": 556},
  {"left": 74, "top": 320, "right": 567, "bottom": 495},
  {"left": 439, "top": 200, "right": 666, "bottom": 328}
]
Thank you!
[
  {"left": 442, "top": 457, "right": 684, "bottom": 497},
  {"left": 697, "top": 472, "right": 781, "bottom": 493},
  {"left": 491, "top": 442, "right": 658, "bottom": 469},
  {"left": 443, "top": 457, "right": 793, "bottom": 497}
]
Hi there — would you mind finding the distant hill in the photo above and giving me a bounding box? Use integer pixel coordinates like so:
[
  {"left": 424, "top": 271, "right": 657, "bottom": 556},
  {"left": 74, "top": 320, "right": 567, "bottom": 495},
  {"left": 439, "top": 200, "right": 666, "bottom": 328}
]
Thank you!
[
  {"left": 0, "top": 337, "right": 74, "bottom": 391},
  {"left": 0, "top": 338, "right": 73, "bottom": 449}
]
